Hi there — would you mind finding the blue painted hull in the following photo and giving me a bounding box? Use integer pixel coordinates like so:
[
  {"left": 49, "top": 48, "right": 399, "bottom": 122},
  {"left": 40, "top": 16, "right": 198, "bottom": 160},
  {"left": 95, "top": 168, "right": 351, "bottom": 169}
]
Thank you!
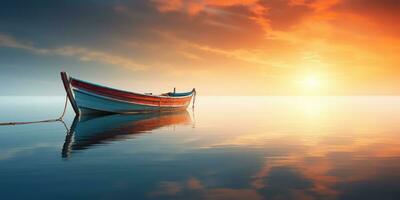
[{"left": 73, "top": 89, "right": 189, "bottom": 114}]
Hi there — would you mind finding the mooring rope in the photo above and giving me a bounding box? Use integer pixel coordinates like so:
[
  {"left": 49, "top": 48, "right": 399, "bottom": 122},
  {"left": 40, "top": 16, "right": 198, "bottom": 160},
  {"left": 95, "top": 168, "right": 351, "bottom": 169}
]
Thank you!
[{"left": 0, "top": 95, "right": 69, "bottom": 126}]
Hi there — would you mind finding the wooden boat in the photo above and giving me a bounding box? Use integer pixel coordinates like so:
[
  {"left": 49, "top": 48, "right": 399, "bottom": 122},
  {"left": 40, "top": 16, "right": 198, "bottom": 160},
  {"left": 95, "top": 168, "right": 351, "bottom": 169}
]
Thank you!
[
  {"left": 62, "top": 111, "right": 191, "bottom": 158},
  {"left": 61, "top": 72, "right": 196, "bottom": 115}
]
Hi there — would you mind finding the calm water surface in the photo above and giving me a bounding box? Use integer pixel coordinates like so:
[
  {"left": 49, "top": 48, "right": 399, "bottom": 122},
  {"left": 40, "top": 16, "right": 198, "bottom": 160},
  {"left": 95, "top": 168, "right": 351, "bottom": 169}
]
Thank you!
[{"left": 1, "top": 96, "right": 400, "bottom": 200}]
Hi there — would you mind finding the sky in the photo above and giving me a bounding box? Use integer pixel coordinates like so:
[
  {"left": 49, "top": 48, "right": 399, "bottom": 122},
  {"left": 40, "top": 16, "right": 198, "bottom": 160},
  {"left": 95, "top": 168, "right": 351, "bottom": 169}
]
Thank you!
[{"left": 0, "top": 0, "right": 399, "bottom": 96}]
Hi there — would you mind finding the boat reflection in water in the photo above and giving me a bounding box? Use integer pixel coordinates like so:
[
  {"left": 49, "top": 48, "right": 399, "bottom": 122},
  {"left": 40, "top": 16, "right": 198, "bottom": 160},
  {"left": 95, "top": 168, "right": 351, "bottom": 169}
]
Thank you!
[{"left": 62, "top": 111, "right": 191, "bottom": 158}]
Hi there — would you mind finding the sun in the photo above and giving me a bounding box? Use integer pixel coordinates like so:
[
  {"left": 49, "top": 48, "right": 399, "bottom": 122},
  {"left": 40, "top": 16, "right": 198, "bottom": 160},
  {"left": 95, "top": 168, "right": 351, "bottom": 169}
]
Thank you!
[{"left": 301, "top": 74, "right": 321, "bottom": 91}]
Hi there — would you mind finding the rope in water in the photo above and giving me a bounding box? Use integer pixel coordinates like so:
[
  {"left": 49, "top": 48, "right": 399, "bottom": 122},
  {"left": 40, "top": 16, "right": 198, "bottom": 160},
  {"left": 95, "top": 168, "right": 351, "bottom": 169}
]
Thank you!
[{"left": 0, "top": 95, "right": 69, "bottom": 126}]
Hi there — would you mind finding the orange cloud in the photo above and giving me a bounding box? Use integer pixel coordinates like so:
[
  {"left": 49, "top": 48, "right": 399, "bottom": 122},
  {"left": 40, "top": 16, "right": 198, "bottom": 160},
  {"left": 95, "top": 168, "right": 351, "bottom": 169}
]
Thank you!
[
  {"left": 151, "top": 0, "right": 183, "bottom": 13},
  {"left": 152, "top": 0, "right": 259, "bottom": 15}
]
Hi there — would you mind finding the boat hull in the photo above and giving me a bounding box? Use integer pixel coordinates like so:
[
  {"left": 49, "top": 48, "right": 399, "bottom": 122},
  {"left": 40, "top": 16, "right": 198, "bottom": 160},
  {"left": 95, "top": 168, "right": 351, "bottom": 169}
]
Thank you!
[
  {"left": 61, "top": 72, "right": 195, "bottom": 115},
  {"left": 73, "top": 88, "right": 189, "bottom": 114}
]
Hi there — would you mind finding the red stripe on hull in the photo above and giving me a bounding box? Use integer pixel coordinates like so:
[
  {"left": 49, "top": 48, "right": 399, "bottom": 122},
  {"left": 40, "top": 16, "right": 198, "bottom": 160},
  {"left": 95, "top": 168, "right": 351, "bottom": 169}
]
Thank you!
[{"left": 70, "top": 79, "right": 192, "bottom": 107}]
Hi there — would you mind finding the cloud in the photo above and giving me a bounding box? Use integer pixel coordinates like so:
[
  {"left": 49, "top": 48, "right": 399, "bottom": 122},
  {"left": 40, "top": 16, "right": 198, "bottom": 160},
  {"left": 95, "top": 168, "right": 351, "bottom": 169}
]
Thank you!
[
  {"left": 151, "top": 0, "right": 259, "bottom": 15},
  {"left": 0, "top": 34, "right": 49, "bottom": 53},
  {"left": 260, "top": 0, "right": 314, "bottom": 31},
  {"left": 0, "top": 33, "right": 147, "bottom": 71},
  {"left": 331, "top": 0, "right": 400, "bottom": 35},
  {"left": 150, "top": 1, "right": 266, "bottom": 43},
  {"left": 53, "top": 47, "right": 147, "bottom": 71},
  {"left": 151, "top": 0, "right": 318, "bottom": 35},
  {"left": 151, "top": 0, "right": 184, "bottom": 13}
]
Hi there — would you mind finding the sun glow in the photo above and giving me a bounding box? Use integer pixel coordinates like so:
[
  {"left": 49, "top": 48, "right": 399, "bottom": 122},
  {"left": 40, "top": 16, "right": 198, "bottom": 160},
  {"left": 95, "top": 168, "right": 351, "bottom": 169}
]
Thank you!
[{"left": 300, "top": 74, "right": 322, "bottom": 91}]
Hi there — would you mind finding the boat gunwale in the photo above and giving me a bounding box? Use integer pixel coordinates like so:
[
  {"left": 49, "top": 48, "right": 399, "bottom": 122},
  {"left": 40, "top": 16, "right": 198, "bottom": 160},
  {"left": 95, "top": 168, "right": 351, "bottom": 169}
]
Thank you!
[{"left": 70, "top": 77, "right": 194, "bottom": 99}]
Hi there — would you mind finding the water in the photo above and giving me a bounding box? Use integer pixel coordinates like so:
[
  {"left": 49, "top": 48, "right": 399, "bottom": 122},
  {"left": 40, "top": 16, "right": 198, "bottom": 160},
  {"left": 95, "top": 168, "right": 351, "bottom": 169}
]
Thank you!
[{"left": 1, "top": 96, "right": 400, "bottom": 200}]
